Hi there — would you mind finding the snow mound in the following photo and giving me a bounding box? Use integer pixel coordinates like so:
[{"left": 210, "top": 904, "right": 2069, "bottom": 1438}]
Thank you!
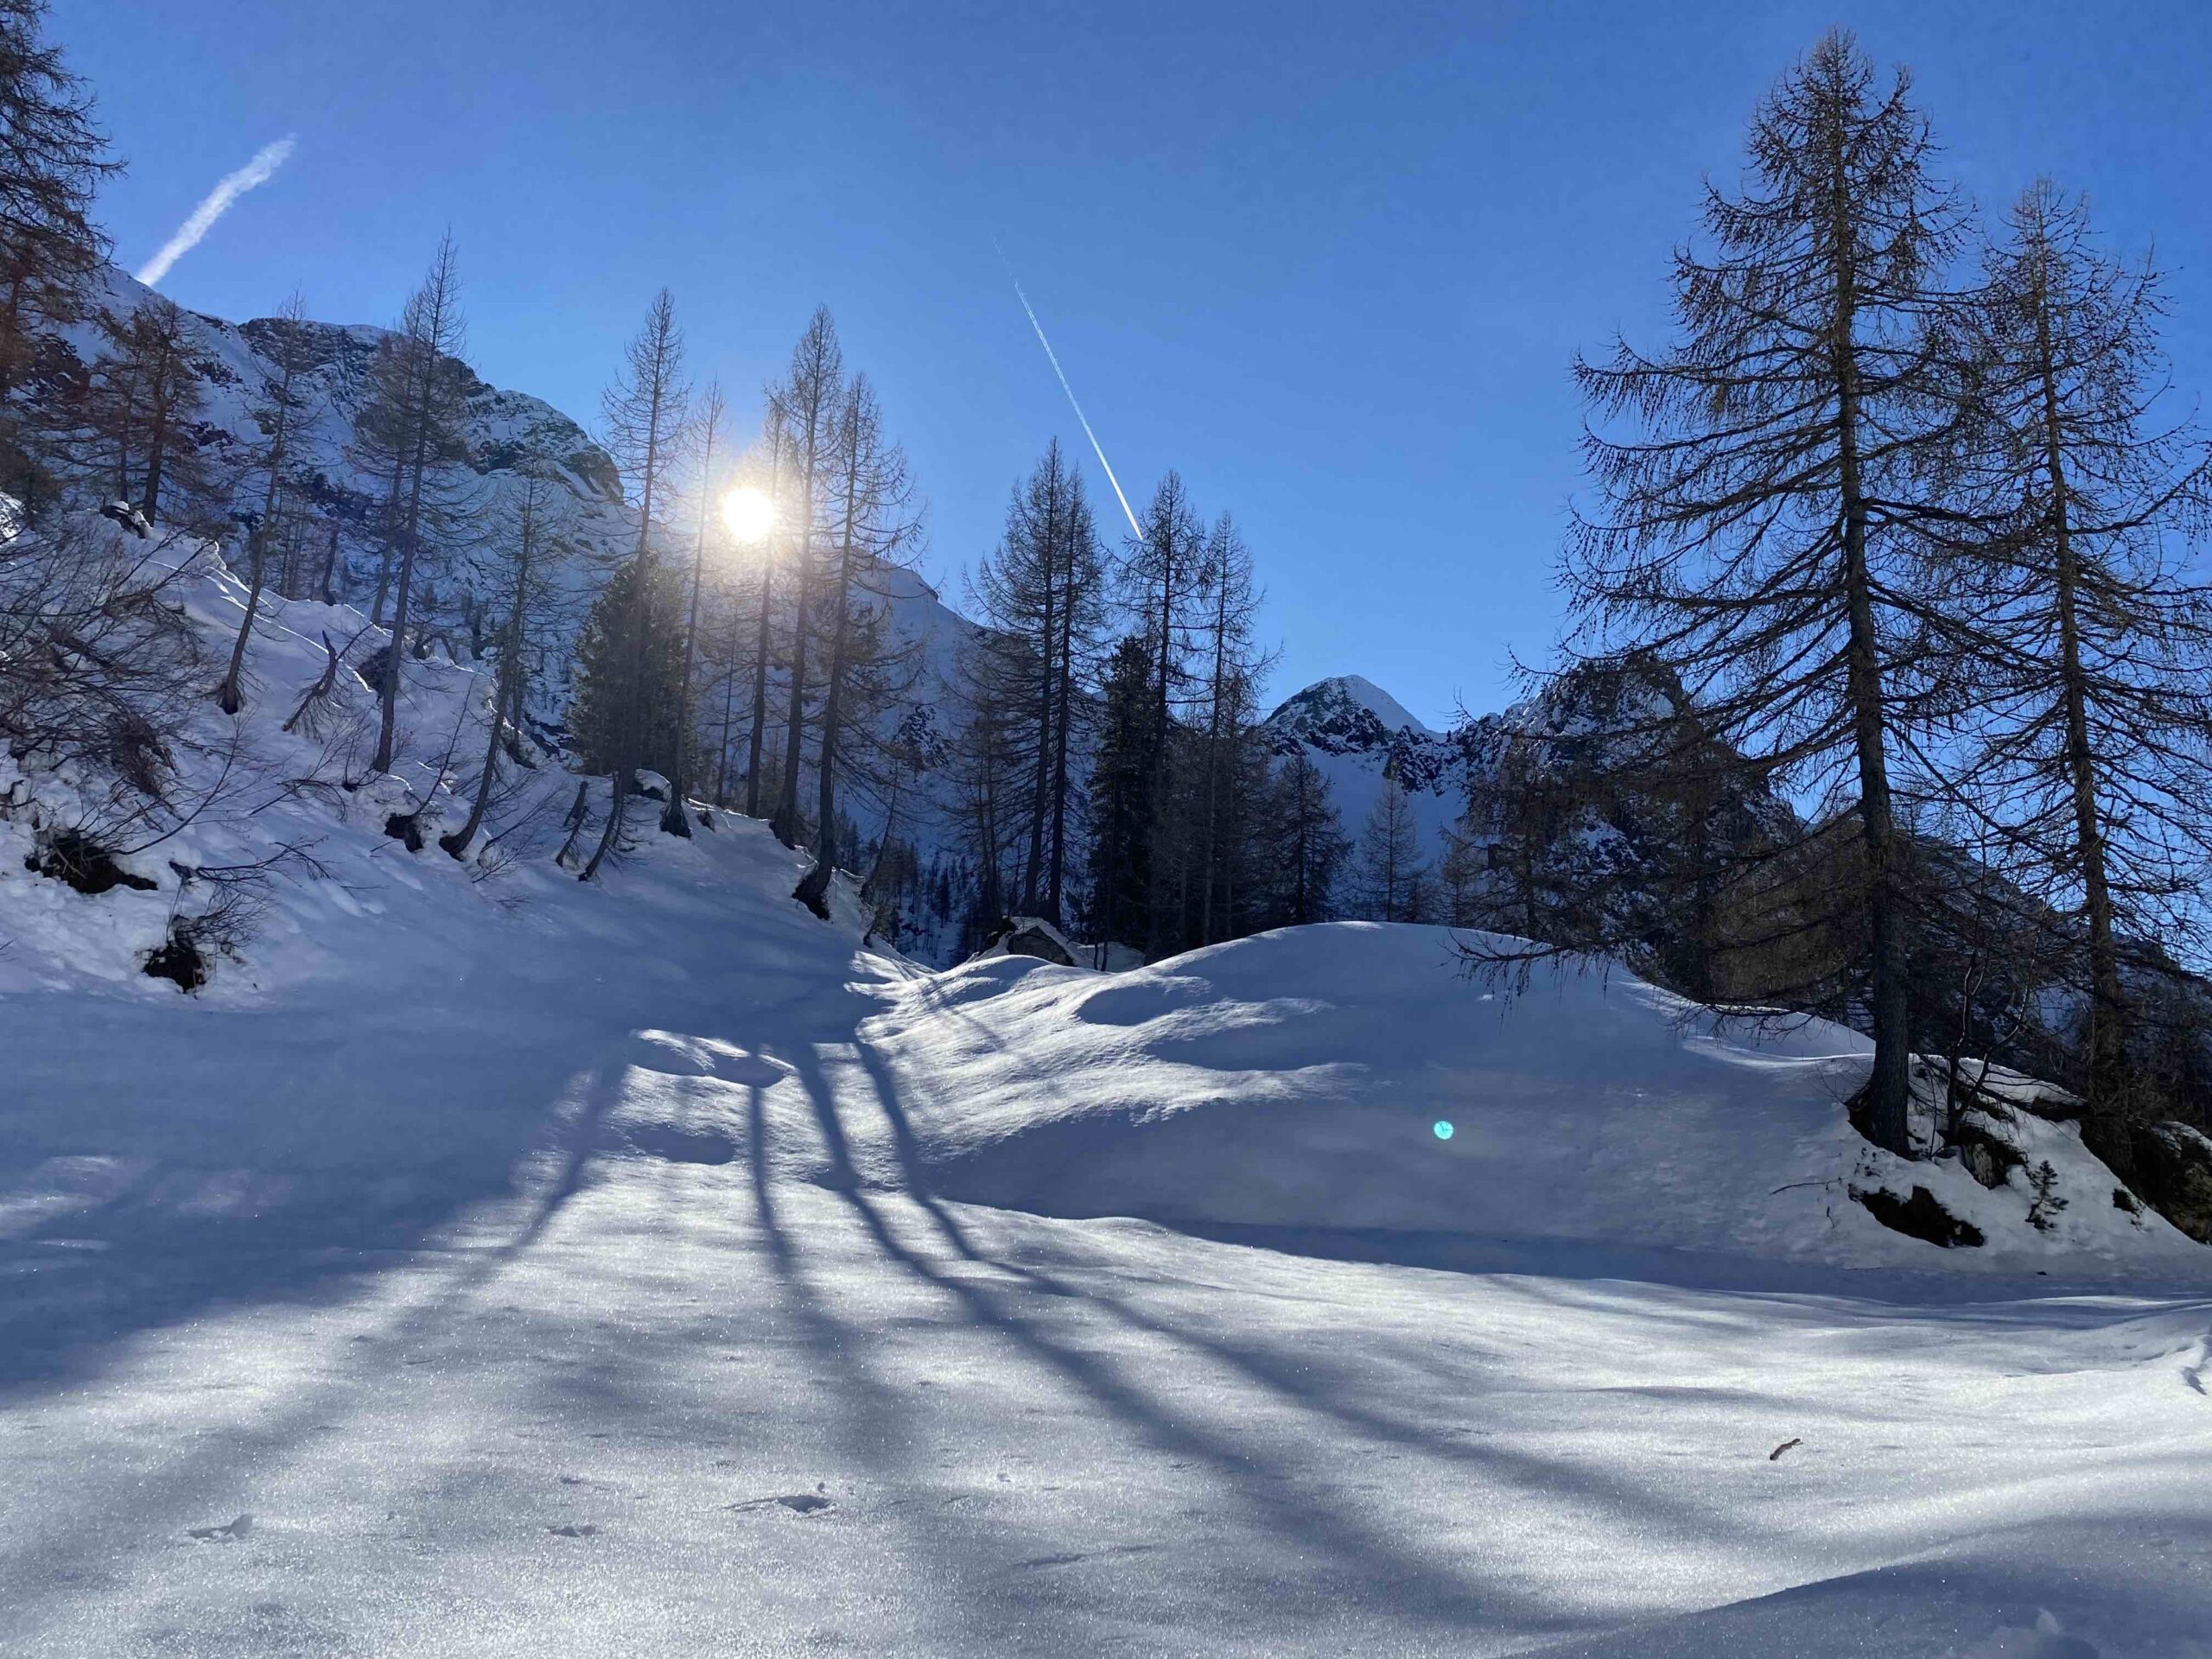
[{"left": 872, "top": 922, "right": 2209, "bottom": 1276}]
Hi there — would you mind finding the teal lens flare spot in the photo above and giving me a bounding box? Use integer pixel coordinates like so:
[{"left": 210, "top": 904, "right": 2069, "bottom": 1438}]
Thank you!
[{"left": 1433, "top": 1120, "right": 1454, "bottom": 1141}]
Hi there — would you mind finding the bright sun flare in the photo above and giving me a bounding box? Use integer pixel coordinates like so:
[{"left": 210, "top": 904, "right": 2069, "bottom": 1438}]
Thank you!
[{"left": 721, "top": 485, "right": 776, "bottom": 544}]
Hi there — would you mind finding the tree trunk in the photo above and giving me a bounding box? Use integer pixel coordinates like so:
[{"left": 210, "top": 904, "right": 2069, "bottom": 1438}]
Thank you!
[
  {"left": 1828, "top": 123, "right": 1913, "bottom": 1158},
  {"left": 1022, "top": 517, "right": 1057, "bottom": 916},
  {"left": 796, "top": 448, "right": 861, "bottom": 917},
  {"left": 1046, "top": 547, "right": 1077, "bottom": 923},
  {"left": 663, "top": 423, "right": 717, "bottom": 837},
  {"left": 743, "top": 443, "right": 784, "bottom": 817},
  {"left": 442, "top": 499, "right": 534, "bottom": 860},
  {"left": 2032, "top": 268, "right": 2133, "bottom": 1177},
  {"left": 772, "top": 435, "right": 819, "bottom": 849}
]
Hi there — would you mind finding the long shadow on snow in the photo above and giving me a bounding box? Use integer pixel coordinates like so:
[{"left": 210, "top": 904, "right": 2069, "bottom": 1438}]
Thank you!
[
  {"left": 0, "top": 985, "right": 640, "bottom": 1402},
  {"left": 779, "top": 1039, "right": 1618, "bottom": 1642},
  {"left": 839, "top": 1037, "right": 1754, "bottom": 1552}
]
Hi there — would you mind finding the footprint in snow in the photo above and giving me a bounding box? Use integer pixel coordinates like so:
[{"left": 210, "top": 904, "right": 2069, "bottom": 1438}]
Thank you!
[{"left": 186, "top": 1514, "right": 253, "bottom": 1542}]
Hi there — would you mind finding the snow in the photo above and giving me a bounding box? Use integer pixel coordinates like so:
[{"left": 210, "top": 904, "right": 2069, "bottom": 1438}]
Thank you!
[
  {"left": 871, "top": 925, "right": 2207, "bottom": 1276},
  {"left": 1320, "top": 672, "right": 1440, "bottom": 737},
  {"left": 1263, "top": 672, "right": 1468, "bottom": 867},
  {"left": 3, "top": 531, "right": 2210, "bottom": 1656}
]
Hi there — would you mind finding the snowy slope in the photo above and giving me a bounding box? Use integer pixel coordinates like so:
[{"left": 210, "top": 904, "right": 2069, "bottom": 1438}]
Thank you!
[
  {"left": 4, "top": 533, "right": 2212, "bottom": 1651},
  {"left": 869, "top": 925, "right": 2209, "bottom": 1277},
  {"left": 65, "top": 267, "right": 639, "bottom": 720}
]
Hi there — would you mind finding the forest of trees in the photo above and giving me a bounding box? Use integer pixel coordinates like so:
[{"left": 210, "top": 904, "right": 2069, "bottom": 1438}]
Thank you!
[{"left": 5, "top": 1, "right": 2212, "bottom": 1204}]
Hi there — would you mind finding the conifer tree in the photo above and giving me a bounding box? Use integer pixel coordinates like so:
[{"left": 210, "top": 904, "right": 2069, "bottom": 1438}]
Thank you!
[
  {"left": 741, "top": 405, "right": 786, "bottom": 817},
  {"left": 950, "top": 632, "right": 1024, "bottom": 938},
  {"left": 1353, "top": 769, "right": 1429, "bottom": 923},
  {"left": 442, "top": 464, "right": 562, "bottom": 859},
  {"left": 795, "top": 372, "right": 922, "bottom": 916},
  {"left": 1564, "top": 30, "right": 1975, "bottom": 1154},
  {"left": 967, "top": 439, "right": 1106, "bottom": 923},
  {"left": 1122, "top": 471, "right": 1211, "bottom": 951},
  {"left": 662, "top": 379, "right": 723, "bottom": 836},
  {"left": 569, "top": 553, "right": 688, "bottom": 780},
  {"left": 582, "top": 288, "right": 690, "bottom": 879},
  {"left": 1192, "top": 512, "right": 1270, "bottom": 944},
  {"left": 0, "top": 0, "right": 118, "bottom": 502},
  {"left": 1085, "top": 634, "right": 1157, "bottom": 950},
  {"left": 216, "top": 291, "right": 311, "bottom": 714},
  {"left": 87, "top": 295, "right": 214, "bottom": 525},
  {"left": 766, "top": 309, "right": 842, "bottom": 850},
  {"left": 362, "top": 236, "right": 473, "bottom": 776},
  {"left": 1947, "top": 181, "right": 2212, "bottom": 1166},
  {"left": 1265, "top": 751, "right": 1350, "bottom": 927}
]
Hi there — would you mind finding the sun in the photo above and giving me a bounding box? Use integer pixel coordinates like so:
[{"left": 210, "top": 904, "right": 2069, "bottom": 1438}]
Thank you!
[{"left": 721, "top": 485, "right": 776, "bottom": 545}]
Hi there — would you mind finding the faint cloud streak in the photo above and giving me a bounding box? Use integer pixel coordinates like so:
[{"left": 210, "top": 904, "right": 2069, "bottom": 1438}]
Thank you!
[{"left": 137, "top": 136, "right": 297, "bottom": 288}]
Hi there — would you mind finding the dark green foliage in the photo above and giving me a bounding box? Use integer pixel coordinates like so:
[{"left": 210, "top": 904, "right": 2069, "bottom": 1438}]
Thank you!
[
  {"left": 569, "top": 556, "right": 693, "bottom": 784},
  {"left": 1258, "top": 751, "right": 1350, "bottom": 928},
  {"left": 1084, "top": 635, "right": 1157, "bottom": 950}
]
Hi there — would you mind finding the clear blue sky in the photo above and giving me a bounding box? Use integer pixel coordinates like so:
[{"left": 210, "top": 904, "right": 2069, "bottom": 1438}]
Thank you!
[{"left": 60, "top": 0, "right": 2212, "bottom": 724}]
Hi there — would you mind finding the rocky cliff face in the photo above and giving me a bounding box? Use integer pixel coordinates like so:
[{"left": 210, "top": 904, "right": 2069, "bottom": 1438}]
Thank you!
[{"left": 52, "top": 268, "right": 639, "bottom": 719}]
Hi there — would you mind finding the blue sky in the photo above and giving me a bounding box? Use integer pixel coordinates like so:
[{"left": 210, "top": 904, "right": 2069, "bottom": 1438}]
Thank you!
[{"left": 61, "top": 1, "right": 2212, "bottom": 724}]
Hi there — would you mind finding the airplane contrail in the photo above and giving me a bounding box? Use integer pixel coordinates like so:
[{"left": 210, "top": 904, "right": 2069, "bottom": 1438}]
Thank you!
[
  {"left": 995, "top": 241, "right": 1142, "bottom": 539},
  {"left": 137, "top": 136, "right": 298, "bottom": 288}
]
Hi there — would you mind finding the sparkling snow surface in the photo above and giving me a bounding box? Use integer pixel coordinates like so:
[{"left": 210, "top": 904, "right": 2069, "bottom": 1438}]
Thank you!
[
  {"left": 4, "top": 823, "right": 2209, "bottom": 1656},
  {"left": 3, "top": 546, "right": 2209, "bottom": 1655}
]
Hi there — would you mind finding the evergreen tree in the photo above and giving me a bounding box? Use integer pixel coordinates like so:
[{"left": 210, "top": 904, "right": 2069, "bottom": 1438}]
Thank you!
[
  {"left": 581, "top": 288, "right": 690, "bottom": 880},
  {"left": 1353, "top": 768, "right": 1429, "bottom": 923},
  {"left": 966, "top": 438, "right": 1107, "bottom": 924},
  {"left": 1563, "top": 30, "right": 1976, "bottom": 1155},
  {"left": 1085, "top": 634, "right": 1157, "bottom": 950},
  {"left": 1947, "top": 181, "right": 2212, "bottom": 1167},
  {"left": 0, "top": 0, "right": 118, "bottom": 504},
  {"left": 569, "top": 554, "right": 689, "bottom": 782},
  {"left": 1264, "top": 750, "right": 1350, "bottom": 928}
]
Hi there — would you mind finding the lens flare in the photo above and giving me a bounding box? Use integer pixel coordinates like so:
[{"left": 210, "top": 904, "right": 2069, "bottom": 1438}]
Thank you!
[
  {"left": 721, "top": 485, "right": 775, "bottom": 545},
  {"left": 1433, "top": 1120, "right": 1454, "bottom": 1141}
]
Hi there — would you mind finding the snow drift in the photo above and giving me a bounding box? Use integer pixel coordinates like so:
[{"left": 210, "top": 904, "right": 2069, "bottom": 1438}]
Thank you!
[{"left": 871, "top": 923, "right": 2209, "bottom": 1276}]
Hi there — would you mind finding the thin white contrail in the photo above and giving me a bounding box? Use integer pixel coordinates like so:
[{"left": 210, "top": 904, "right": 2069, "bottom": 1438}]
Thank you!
[
  {"left": 137, "top": 137, "right": 298, "bottom": 288},
  {"left": 995, "top": 241, "right": 1142, "bottom": 538}
]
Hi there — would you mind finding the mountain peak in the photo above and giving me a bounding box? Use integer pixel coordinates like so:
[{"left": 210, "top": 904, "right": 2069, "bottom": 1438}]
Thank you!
[{"left": 1266, "top": 675, "right": 1442, "bottom": 744}]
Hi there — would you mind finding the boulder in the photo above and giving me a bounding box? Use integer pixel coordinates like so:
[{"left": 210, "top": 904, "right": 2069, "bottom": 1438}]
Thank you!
[
  {"left": 2130, "top": 1121, "right": 2212, "bottom": 1244},
  {"left": 969, "top": 915, "right": 1078, "bottom": 968}
]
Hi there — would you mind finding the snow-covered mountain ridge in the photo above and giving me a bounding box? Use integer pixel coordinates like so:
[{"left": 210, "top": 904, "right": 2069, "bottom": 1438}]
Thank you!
[{"left": 82, "top": 272, "right": 1473, "bottom": 878}]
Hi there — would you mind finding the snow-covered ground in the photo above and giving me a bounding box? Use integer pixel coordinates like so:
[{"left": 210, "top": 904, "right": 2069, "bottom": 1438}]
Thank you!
[{"left": 4, "top": 537, "right": 2210, "bottom": 1656}]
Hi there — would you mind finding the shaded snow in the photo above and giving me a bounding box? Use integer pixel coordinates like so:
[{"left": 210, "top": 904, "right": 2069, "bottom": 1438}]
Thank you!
[{"left": 3, "top": 529, "right": 2209, "bottom": 1656}]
